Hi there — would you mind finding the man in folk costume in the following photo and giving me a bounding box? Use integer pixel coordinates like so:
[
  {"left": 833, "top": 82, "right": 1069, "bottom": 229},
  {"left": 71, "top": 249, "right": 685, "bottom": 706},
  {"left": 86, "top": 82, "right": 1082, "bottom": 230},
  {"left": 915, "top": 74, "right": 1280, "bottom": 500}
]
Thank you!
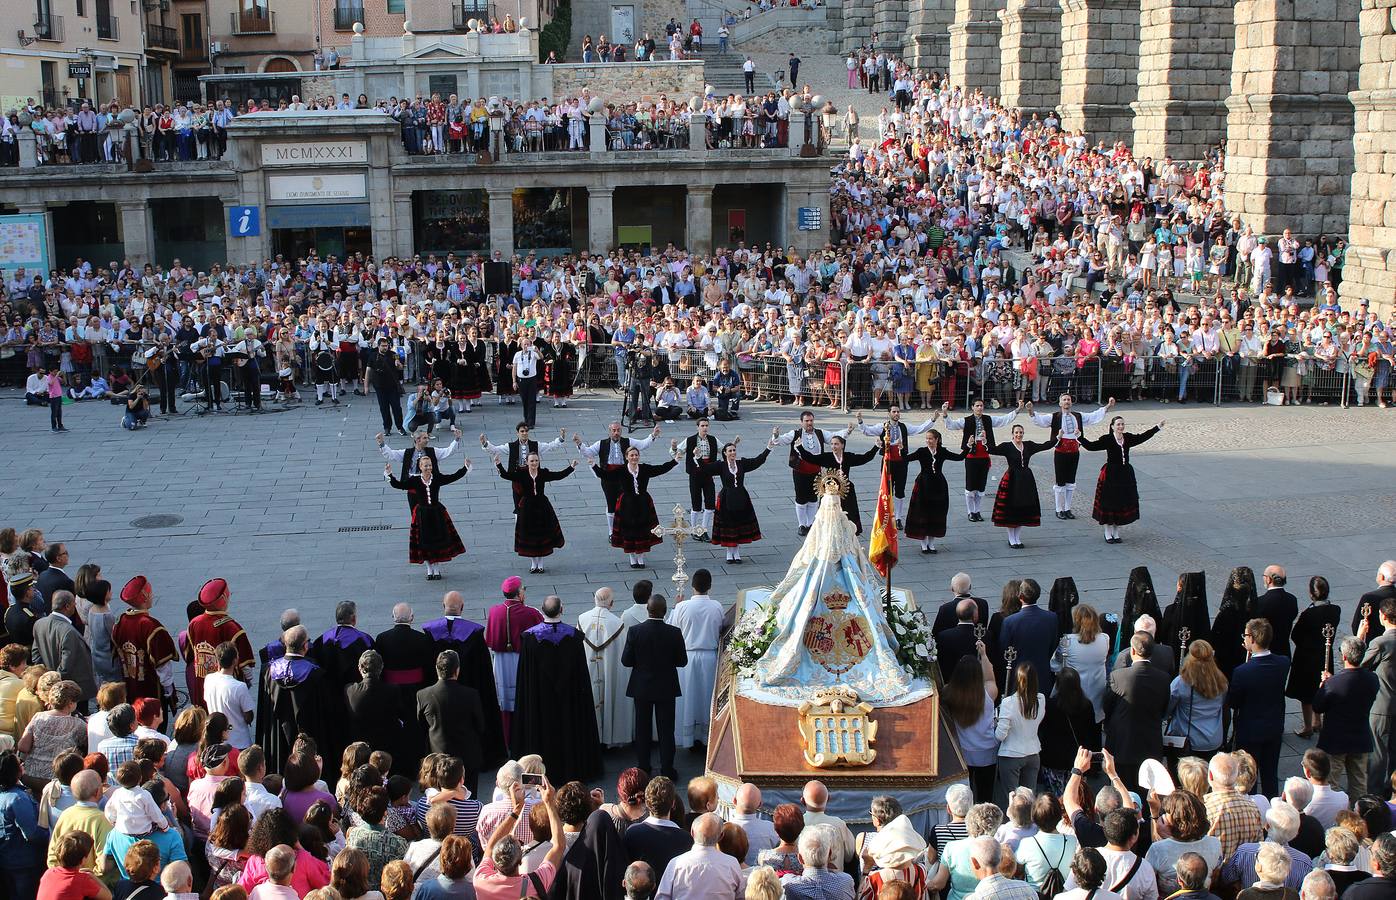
[
  {"left": 482, "top": 421, "right": 566, "bottom": 512},
  {"left": 485, "top": 576, "right": 543, "bottom": 739},
  {"left": 379, "top": 427, "right": 463, "bottom": 512},
  {"left": 1027, "top": 393, "right": 1113, "bottom": 519},
  {"left": 423, "top": 590, "right": 506, "bottom": 768},
  {"left": 771, "top": 411, "right": 854, "bottom": 535},
  {"left": 683, "top": 418, "right": 724, "bottom": 537},
  {"left": 181, "top": 578, "right": 255, "bottom": 710},
  {"left": 575, "top": 421, "right": 662, "bottom": 531},
  {"left": 668, "top": 568, "right": 725, "bottom": 749},
  {"left": 510, "top": 595, "right": 603, "bottom": 784},
  {"left": 942, "top": 399, "right": 1021, "bottom": 522},
  {"left": 255, "top": 609, "right": 300, "bottom": 757},
  {"left": 856, "top": 404, "right": 939, "bottom": 528},
  {"left": 578, "top": 586, "right": 630, "bottom": 748},
  {"left": 111, "top": 576, "right": 177, "bottom": 706},
  {"left": 265, "top": 624, "right": 332, "bottom": 772}
]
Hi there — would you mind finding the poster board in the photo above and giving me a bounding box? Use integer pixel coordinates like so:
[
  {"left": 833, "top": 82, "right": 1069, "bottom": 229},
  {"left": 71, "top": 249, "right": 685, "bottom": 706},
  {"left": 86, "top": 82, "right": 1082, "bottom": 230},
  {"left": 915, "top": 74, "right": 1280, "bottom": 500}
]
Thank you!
[{"left": 0, "top": 213, "right": 50, "bottom": 279}]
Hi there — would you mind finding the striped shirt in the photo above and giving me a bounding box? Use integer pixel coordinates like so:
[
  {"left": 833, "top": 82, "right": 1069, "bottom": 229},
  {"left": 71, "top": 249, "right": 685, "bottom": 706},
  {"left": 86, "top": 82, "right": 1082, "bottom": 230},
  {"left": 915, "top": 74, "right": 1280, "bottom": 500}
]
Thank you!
[{"left": 412, "top": 794, "right": 483, "bottom": 854}]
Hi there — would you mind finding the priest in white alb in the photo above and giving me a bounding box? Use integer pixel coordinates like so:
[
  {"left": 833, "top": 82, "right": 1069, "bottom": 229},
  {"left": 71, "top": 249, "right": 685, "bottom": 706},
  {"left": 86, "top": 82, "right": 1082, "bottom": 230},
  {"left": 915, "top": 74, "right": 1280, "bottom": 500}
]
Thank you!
[
  {"left": 669, "top": 567, "right": 726, "bottom": 749},
  {"left": 578, "top": 586, "right": 631, "bottom": 748}
]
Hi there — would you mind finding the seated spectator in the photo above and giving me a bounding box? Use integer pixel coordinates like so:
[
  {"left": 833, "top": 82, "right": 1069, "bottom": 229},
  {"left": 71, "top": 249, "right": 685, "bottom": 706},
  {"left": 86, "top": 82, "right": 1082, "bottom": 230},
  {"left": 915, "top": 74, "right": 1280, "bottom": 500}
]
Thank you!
[{"left": 1237, "top": 843, "right": 1300, "bottom": 900}]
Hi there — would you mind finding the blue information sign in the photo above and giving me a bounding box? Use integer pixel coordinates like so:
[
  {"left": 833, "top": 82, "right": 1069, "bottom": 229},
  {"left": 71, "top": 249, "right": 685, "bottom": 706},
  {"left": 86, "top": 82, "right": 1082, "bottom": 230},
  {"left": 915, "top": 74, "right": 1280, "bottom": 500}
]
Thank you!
[
  {"left": 797, "top": 207, "right": 823, "bottom": 231},
  {"left": 228, "top": 205, "right": 261, "bottom": 237}
]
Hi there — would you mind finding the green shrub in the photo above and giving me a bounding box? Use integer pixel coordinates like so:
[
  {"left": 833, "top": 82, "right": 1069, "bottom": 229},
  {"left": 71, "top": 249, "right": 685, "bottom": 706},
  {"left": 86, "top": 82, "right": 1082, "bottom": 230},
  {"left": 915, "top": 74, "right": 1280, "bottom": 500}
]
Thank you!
[{"left": 539, "top": 3, "right": 572, "bottom": 62}]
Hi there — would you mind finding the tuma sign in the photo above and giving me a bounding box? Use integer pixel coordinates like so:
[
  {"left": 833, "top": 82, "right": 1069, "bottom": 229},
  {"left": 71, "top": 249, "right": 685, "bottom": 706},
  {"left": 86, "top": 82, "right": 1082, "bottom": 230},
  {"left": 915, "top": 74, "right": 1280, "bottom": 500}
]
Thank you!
[{"left": 260, "top": 140, "right": 368, "bottom": 166}]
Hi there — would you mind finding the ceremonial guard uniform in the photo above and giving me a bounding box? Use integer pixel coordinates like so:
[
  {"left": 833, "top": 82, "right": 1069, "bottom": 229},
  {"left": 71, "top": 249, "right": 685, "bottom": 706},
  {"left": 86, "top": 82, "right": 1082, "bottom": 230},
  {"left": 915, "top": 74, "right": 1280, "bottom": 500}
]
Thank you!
[
  {"left": 422, "top": 613, "right": 506, "bottom": 767},
  {"left": 111, "top": 576, "right": 177, "bottom": 704},
  {"left": 181, "top": 578, "right": 254, "bottom": 709}
]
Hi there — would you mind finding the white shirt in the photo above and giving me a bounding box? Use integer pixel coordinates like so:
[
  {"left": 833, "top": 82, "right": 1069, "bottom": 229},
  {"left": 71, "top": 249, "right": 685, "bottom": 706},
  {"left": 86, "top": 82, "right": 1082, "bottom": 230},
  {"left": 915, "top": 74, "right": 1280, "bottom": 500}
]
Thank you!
[
  {"left": 1304, "top": 784, "right": 1349, "bottom": 829},
  {"left": 726, "top": 809, "right": 779, "bottom": 865},
  {"left": 994, "top": 692, "right": 1045, "bottom": 758},
  {"left": 655, "top": 845, "right": 743, "bottom": 900},
  {"left": 668, "top": 594, "right": 724, "bottom": 652},
  {"left": 242, "top": 781, "right": 283, "bottom": 823},
  {"left": 87, "top": 709, "right": 114, "bottom": 751},
  {"left": 1066, "top": 847, "right": 1157, "bottom": 900},
  {"left": 203, "top": 671, "right": 255, "bottom": 748},
  {"left": 513, "top": 346, "right": 541, "bottom": 379}
]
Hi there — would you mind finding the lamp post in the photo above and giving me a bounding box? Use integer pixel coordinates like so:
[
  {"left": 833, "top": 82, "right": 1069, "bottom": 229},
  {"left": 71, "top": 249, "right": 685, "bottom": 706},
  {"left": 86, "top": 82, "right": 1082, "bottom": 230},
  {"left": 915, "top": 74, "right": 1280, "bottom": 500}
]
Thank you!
[
  {"left": 482, "top": 96, "right": 504, "bottom": 163},
  {"left": 799, "top": 94, "right": 822, "bottom": 157},
  {"left": 820, "top": 102, "right": 835, "bottom": 153}
]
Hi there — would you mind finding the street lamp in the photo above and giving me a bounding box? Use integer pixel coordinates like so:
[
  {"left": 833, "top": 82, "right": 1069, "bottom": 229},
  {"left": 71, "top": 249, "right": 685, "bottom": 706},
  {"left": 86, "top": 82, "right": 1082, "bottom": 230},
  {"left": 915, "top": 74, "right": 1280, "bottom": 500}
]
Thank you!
[
  {"left": 799, "top": 94, "right": 822, "bottom": 157},
  {"left": 487, "top": 96, "right": 505, "bottom": 161},
  {"left": 820, "top": 101, "right": 835, "bottom": 153}
]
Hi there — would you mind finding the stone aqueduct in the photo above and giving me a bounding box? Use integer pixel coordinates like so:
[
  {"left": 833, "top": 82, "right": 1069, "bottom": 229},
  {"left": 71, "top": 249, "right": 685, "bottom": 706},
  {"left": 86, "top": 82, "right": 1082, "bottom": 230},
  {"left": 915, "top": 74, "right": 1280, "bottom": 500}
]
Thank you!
[{"left": 820, "top": 0, "right": 1395, "bottom": 311}]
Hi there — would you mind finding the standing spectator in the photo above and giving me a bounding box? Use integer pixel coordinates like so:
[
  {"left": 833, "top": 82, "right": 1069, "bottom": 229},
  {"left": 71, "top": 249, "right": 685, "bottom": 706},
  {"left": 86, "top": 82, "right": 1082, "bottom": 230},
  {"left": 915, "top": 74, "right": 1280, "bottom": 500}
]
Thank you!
[
  {"left": 728, "top": 783, "right": 778, "bottom": 865},
  {"left": 474, "top": 779, "right": 565, "bottom": 898},
  {"left": 1146, "top": 791, "right": 1222, "bottom": 895},
  {"left": 1313, "top": 636, "right": 1379, "bottom": 797},
  {"left": 1257, "top": 566, "right": 1298, "bottom": 658},
  {"left": 743, "top": 57, "right": 756, "bottom": 94},
  {"left": 623, "top": 776, "right": 691, "bottom": 883},
  {"left": 1104, "top": 632, "right": 1171, "bottom": 791},
  {"left": 1204, "top": 753, "right": 1264, "bottom": 864},
  {"left": 416, "top": 651, "right": 484, "bottom": 798},
  {"left": 347, "top": 786, "right": 408, "bottom": 889},
  {"left": 1229, "top": 619, "right": 1291, "bottom": 798},
  {"left": 1016, "top": 793, "right": 1078, "bottom": 893},
  {"left": 994, "top": 662, "right": 1044, "bottom": 804},
  {"left": 1071, "top": 809, "right": 1157, "bottom": 900},
  {"left": 0, "top": 749, "right": 45, "bottom": 899},
  {"left": 1166, "top": 640, "right": 1228, "bottom": 758},
  {"left": 1359, "top": 597, "right": 1396, "bottom": 799},
  {"left": 942, "top": 641, "right": 999, "bottom": 803},
  {"left": 204, "top": 643, "right": 255, "bottom": 750},
  {"left": 410, "top": 835, "right": 473, "bottom": 899},
  {"left": 999, "top": 579, "right": 1061, "bottom": 695},
  {"left": 654, "top": 813, "right": 741, "bottom": 899},
  {"left": 18, "top": 679, "right": 88, "bottom": 786},
  {"left": 31, "top": 592, "right": 97, "bottom": 708},
  {"left": 39, "top": 830, "right": 111, "bottom": 900},
  {"left": 1301, "top": 750, "right": 1348, "bottom": 829},
  {"left": 1219, "top": 802, "right": 1313, "bottom": 893},
  {"left": 47, "top": 770, "right": 110, "bottom": 876}
]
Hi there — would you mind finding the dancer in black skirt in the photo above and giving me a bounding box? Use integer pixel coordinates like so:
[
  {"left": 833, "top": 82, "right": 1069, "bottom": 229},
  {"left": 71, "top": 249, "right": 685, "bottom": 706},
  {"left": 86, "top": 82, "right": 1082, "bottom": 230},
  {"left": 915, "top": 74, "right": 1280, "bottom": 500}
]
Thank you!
[
  {"left": 495, "top": 331, "right": 519, "bottom": 405},
  {"left": 1288, "top": 574, "right": 1341, "bottom": 737},
  {"left": 1078, "top": 416, "right": 1163, "bottom": 544},
  {"left": 988, "top": 424, "right": 1053, "bottom": 549},
  {"left": 543, "top": 331, "right": 577, "bottom": 408},
  {"left": 594, "top": 442, "right": 679, "bottom": 569},
  {"left": 797, "top": 435, "right": 878, "bottom": 535},
  {"left": 452, "top": 327, "right": 492, "bottom": 413},
  {"left": 902, "top": 429, "right": 966, "bottom": 554},
  {"left": 493, "top": 452, "right": 578, "bottom": 574},
  {"left": 694, "top": 440, "right": 775, "bottom": 564},
  {"left": 383, "top": 454, "right": 470, "bottom": 580}
]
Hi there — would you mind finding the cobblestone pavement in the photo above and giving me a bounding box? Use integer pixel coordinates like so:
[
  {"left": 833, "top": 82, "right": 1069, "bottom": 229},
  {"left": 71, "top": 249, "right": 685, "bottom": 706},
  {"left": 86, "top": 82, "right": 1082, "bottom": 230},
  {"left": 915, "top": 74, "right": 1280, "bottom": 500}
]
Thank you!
[{"left": 7, "top": 387, "right": 1394, "bottom": 791}]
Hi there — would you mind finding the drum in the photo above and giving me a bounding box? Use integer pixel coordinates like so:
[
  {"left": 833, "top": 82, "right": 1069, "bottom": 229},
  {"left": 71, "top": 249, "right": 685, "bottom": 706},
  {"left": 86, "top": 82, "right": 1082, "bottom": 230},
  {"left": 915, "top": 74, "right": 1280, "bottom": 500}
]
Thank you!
[{"left": 315, "top": 351, "right": 336, "bottom": 372}]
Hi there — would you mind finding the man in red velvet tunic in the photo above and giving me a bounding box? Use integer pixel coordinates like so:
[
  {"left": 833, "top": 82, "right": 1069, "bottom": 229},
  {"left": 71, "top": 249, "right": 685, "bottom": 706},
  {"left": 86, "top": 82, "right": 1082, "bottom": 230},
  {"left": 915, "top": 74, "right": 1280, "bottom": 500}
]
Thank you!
[
  {"left": 182, "top": 577, "right": 255, "bottom": 708},
  {"left": 484, "top": 575, "right": 542, "bottom": 740},
  {"left": 111, "top": 575, "right": 178, "bottom": 705}
]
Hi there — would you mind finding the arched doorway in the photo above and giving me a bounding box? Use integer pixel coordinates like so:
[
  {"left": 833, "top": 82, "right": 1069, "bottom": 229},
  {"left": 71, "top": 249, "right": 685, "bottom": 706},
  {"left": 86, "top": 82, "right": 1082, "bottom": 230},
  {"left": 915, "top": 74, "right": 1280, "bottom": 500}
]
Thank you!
[{"left": 262, "top": 57, "right": 299, "bottom": 73}]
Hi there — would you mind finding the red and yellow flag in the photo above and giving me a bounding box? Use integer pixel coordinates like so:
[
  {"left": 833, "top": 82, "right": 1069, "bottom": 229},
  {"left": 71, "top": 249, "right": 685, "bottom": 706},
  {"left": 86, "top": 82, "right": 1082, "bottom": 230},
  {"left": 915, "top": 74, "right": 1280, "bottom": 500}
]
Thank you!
[{"left": 869, "top": 448, "right": 898, "bottom": 578}]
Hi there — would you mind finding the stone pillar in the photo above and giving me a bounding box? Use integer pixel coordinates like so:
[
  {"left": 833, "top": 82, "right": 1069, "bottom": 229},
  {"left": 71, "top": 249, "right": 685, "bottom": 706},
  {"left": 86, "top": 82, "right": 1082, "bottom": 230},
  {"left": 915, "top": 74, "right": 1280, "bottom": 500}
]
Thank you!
[
  {"left": 686, "top": 185, "right": 714, "bottom": 256},
  {"left": 118, "top": 201, "right": 153, "bottom": 269},
  {"left": 1339, "top": 0, "right": 1396, "bottom": 313},
  {"left": 18, "top": 130, "right": 37, "bottom": 167},
  {"left": 997, "top": 0, "right": 1061, "bottom": 115},
  {"left": 588, "top": 187, "right": 614, "bottom": 255},
  {"left": 1223, "top": 0, "right": 1359, "bottom": 238},
  {"left": 1057, "top": 0, "right": 1141, "bottom": 144},
  {"left": 873, "top": 0, "right": 910, "bottom": 51},
  {"left": 589, "top": 115, "right": 607, "bottom": 154},
  {"left": 949, "top": 0, "right": 1006, "bottom": 96},
  {"left": 1130, "top": 0, "right": 1233, "bottom": 160},
  {"left": 689, "top": 112, "right": 707, "bottom": 154},
  {"left": 904, "top": 0, "right": 954, "bottom": 71},
  {"left": 487, "top": 188, "right": 515, "bottom": 258},
  {"left": 843, "top": 0, "right": 875, "bottom": 50}
]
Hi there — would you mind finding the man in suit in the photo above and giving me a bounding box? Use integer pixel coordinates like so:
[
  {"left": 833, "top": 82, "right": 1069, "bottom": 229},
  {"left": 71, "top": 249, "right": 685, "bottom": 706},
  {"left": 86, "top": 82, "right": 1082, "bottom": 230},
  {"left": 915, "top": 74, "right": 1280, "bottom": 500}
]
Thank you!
[
  {"left": 1360, "top": 596, "right": 1396, "bottom": 799},
  {"left": 621, "top": 593, "right": 687, "bottom": 780},
  {"left": 31, "top": 590, "right": 97, "bottom": 710},
  {"left": 1227, "top": 617, "right": 1291, "bottom": 797},
  {"left": 36, "top": 543, "right": 74, "bottom": 612},
  {"left": 935, "top": 599, "right": 980, "bottom": 682},
  {"left": 1314, "top": 635, "right": 1380, "bottom": 798},
  {"left": 1103, "top": 632, "right": 1171, "bottom": 793},
  {"left": 1354, "top": 560, "right": 1396, "bottom": 641},
  {"left": 1257, "top": 564, "right": 1299, "bottom": 657},
  {"left": 622, "top": 776, "right": 692, "bottom": 881},
  {"left": 932, "top": 572, "right": 989, "bottom": 636},
  {"left": 417, "top": 649, "right": 485, "bottom": 798},
  {"left": 1345, "top": 833, "right": 1396, "bottom": 900},
  {"left": 997, "top": 579, "right": 1060, "bottom": 694},
  {"left": 1111, "top": 615, "right": 1178, "bottom": 677}
]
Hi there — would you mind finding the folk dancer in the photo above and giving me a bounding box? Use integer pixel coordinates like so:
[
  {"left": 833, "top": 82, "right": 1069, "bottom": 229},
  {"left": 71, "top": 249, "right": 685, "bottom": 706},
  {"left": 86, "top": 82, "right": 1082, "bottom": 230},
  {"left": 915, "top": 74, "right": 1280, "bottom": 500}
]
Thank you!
[
  {"left": 309, "top": 323, "right": 340, "bottom": 405},
  {"left": 771, "top": 411, "right": 854, "bottom": 534},
  {"left": 383, "top": 455, "right": 470, "bottom": 580},
  {"left": 450, "top": 328, "right": 491, "bottom": 414},
  {"left": 902, "top": 429, "right": 967, "bottom": 554},
  {"left": 1027, "top": 393, "right": 1114, "bottom": 519},
  {"left": 1078, "top": 417, "right": 1163, "bottom": 544},
  {"left": 856, "top": 405, "right": 939, "bottom": 528},
  {"left": 575, "top": 422, "right": 662, "bottom": 531},
  {"left": 379, "top": 427, "right": 463, "bottom": 512},
  {"left": 691, "top": 441, "right": 774, "bottom": 563},
  {"left": 987, "top": 424, "right": 1052, "bottom": 549},
  {"left": 682, "top": 417, "right": 724, "bottom": 538},
  {"left": 796, "top": 435, "right": 878, "bottom": 535},
  {"left": 482, "top": 423, "right": 566, "bottom": 513},
  {"left": 492, "top": 453, "right": 578, "bottom": 573},
  {"left": 943, "top": 399, "right": 1022, "bottom": 522},
  {"left": 593, "top": 442, "right": 680, "bottom": 568},
  {"left": 333, "top": 319, "right": 363, "bottom": 395}
]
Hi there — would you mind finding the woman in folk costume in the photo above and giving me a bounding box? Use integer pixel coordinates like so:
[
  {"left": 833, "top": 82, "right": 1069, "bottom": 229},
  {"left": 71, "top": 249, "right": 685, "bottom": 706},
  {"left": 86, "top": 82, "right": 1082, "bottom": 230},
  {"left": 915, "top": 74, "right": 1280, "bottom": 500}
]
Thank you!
[
  {"left": 493, "top": 452, "right": 577, "bottom": 574},
  {"left": 796, "top": 434, "right": 879, "bottom": 535},
  {"left": 1078, "top": 416, "right": 1163, "bottom": 544},
  {"left": 594, "top": 442, "right": 679, "bottom": 569},
  {"left": 450, "top": 327, "right": 491, "bottom": 413},
  {"left": 902, "top": 429, "right": 966, "bottom": 554},
  {"left": 383, "top": 454, "right": 470, "bottom": 580},
  {"left": 494, "top": 330, "right": 519, "bottom": 405},
  {"left": 1113, "top": 565, "right": 1163, "bottom": 662},
  {"left": 1160, "top": 571, "right": 1212, "bottom": 660},
  {"left": 1211, "top": 566, "right": 1258, "bottom": 679},
  {"left": 987, "top": 423, "right": 1053, "bottom": 549},
  {"left": 1288, "top": 575, "right": 1342, "bottom": 737},
  {"left": 542, "top": 330, "right": 577, "bottom": 408},
  {"left": 692, "top": 440, "right": 774, "bottom": 564}
]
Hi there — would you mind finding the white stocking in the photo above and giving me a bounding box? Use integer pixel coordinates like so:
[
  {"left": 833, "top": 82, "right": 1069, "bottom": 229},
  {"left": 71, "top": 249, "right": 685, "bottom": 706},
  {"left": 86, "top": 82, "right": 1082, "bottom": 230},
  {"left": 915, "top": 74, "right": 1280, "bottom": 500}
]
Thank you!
[
  {"left": 1064, "top": 483, "right": 1076, "bottom": 508},
  {"left": 973, "top": 492, "right": 984, "bottom": 514},
  {"left": 1008, "top": 526, "right": 1022, "bottom": 545},
  {"left": 920, "top": 538, "right": 932, "bottom": 550},
  {"left": 635, "top": 554, "right": 645, "bottom": 566},
  {"left": 329, "top": 383, "right": 339, "bottom": 400},
  {"left": 1104, "top": 526, "right": 1113, "bottom": 541},
  {"left": 607, "top": 513, "right": 616, "bottom": 531},
  {"left": 965, "top": 491, "right": 976, "bottom": 515},
  {"left": 894, "top": 497, "right": 907, "bottom": 520},
  {"left": 794, "top": 502, "right": 806, "bottom": 527},
  {"left": 689, "top": 511, "right": 700, "bottom": 529},
  {"left": 1052, "top": 486, "right": 1065, "bottom": 512},
  {"left": 316, "top": 384, "right": 325, "bottom": 401},
  {"left": 703, "top": 509, "right": 714, "bottom": 532}
]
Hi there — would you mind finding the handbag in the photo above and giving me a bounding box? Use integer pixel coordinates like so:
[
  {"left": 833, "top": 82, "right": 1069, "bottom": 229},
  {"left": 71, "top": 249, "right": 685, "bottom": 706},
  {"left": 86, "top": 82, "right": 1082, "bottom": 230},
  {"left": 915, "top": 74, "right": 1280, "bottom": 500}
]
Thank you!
[{"left": 1162, "top": 686, "right": 1194, "bottom": 750}]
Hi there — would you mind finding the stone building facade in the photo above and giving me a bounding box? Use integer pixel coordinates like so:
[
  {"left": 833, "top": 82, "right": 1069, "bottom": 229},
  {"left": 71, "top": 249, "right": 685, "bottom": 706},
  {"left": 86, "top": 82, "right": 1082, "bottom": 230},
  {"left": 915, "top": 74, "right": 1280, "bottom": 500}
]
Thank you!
[{"left": 996, "top": 0, "right": 1060, "bottom": 115}]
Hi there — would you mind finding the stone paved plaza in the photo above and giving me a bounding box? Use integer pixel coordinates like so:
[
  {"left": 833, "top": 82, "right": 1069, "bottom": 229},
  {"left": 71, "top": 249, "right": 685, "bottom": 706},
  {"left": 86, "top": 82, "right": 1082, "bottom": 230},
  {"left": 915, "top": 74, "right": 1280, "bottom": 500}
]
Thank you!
[{"left": 6, "top": 387, "right": 1395, "bottom": 790}]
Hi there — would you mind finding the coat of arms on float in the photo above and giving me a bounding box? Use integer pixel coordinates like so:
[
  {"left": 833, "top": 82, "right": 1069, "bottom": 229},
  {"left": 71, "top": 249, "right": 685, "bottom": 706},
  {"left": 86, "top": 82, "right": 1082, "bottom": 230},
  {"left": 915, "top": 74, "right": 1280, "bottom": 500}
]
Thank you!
[
  {"left": 797, "top": 685, "right": 879, "bottom": 768},
  {"left": 801, "top": 589, "right": 873, "bottom": 675}
]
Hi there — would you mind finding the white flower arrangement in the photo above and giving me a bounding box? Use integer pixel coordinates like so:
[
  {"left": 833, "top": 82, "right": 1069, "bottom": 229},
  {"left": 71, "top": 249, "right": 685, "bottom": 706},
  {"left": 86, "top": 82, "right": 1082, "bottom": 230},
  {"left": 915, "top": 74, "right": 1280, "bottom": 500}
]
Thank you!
[
  {"left": 884, "top": 599, "right": 936, "bottom": 679},
  {"left": 728, "top": 602, "right": 778, "bottom": 674}
]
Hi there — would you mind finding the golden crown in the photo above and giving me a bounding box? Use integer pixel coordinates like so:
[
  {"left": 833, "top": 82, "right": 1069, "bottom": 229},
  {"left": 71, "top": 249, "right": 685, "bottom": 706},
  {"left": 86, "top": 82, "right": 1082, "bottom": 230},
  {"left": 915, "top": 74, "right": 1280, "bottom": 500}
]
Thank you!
[
  {"left": 823, "top": 589, "right": 851, "bottom": 611},
  {"left": 816, "top": 468, "right": 850, "bottom": 498}
]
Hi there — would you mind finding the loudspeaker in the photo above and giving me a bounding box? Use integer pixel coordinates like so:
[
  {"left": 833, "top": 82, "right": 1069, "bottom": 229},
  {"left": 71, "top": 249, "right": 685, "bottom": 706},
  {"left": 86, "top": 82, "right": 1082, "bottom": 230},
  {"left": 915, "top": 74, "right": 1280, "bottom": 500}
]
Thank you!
[{"left": 484, "top": 261, "right": 512, "bottom": 295}]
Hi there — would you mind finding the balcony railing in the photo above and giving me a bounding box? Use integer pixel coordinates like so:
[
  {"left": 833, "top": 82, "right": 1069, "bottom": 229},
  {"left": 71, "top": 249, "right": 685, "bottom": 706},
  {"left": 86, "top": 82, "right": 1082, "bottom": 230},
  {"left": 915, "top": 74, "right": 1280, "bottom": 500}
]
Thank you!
[
  {"left": 34, "top": 13, "right": 63, "bottom": 41},
  {"left": 332, "top": 3, "right": 363, "bottom": 30},
  {"left": 231, "top": 9, "right": 274, "bottom": 33},
  {"left": 146, "top": 23, "right": 179, "bottom": 50},
  {"left": 97, "top": 14, "right": 119, "bottom": 40},
  {"left": 452, "top": 1, "right": 492, "bottom": 29},
  {"left": 180, "top": 39, "right": 207, "bottom": 61}
]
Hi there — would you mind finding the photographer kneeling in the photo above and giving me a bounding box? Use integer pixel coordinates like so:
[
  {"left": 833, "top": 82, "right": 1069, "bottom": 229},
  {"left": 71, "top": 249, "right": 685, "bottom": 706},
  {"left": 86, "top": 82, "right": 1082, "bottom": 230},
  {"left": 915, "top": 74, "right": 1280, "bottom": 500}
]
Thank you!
[{"left": 123, "top": 387, "right": 152, "bottom": 430}]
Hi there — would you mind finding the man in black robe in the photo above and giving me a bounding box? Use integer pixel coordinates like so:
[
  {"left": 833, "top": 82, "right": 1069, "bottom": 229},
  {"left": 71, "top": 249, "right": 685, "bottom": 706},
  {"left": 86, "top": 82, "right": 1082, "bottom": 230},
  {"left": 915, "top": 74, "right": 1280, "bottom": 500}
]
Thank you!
[
  {"left": 344, "top": 649, "right": 403, "bottom": 762},
  {"left": 552, "top": 807, "right": 628, "bottom": 900},
  {"left": 311, "top": 600, "right": 375, "bottom": 687},
  {"left": 375, "top": 602, "right": 435, "bottom": 773},
  {"left": 422, "top": 591, "right": 506, "bottom": 769},
  {"left": 255, "top": 608, "right": 299, "bottom": 757},
  {"left": 511, "top": 595, "right": 602, "bottom": 784},
  {"left": 265, "top": 624, "right": 333, "bottom": 772}
]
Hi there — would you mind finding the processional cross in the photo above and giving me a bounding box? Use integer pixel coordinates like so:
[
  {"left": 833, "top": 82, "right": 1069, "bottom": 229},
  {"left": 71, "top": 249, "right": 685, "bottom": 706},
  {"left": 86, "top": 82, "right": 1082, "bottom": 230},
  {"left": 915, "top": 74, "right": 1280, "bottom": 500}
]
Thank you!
[{"left": 653, "top": 503, "right": 706, "bottom": 597}]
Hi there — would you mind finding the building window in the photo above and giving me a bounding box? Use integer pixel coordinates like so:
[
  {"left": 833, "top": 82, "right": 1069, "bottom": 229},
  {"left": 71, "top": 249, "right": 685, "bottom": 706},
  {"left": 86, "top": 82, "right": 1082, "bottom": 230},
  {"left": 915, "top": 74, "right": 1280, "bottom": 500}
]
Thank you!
[
  {"left": 76, "top": 0, "right": 85, "bottom": 16},
  {"left": 386, "top": 0, "right": 404, "bottom": 13}
]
